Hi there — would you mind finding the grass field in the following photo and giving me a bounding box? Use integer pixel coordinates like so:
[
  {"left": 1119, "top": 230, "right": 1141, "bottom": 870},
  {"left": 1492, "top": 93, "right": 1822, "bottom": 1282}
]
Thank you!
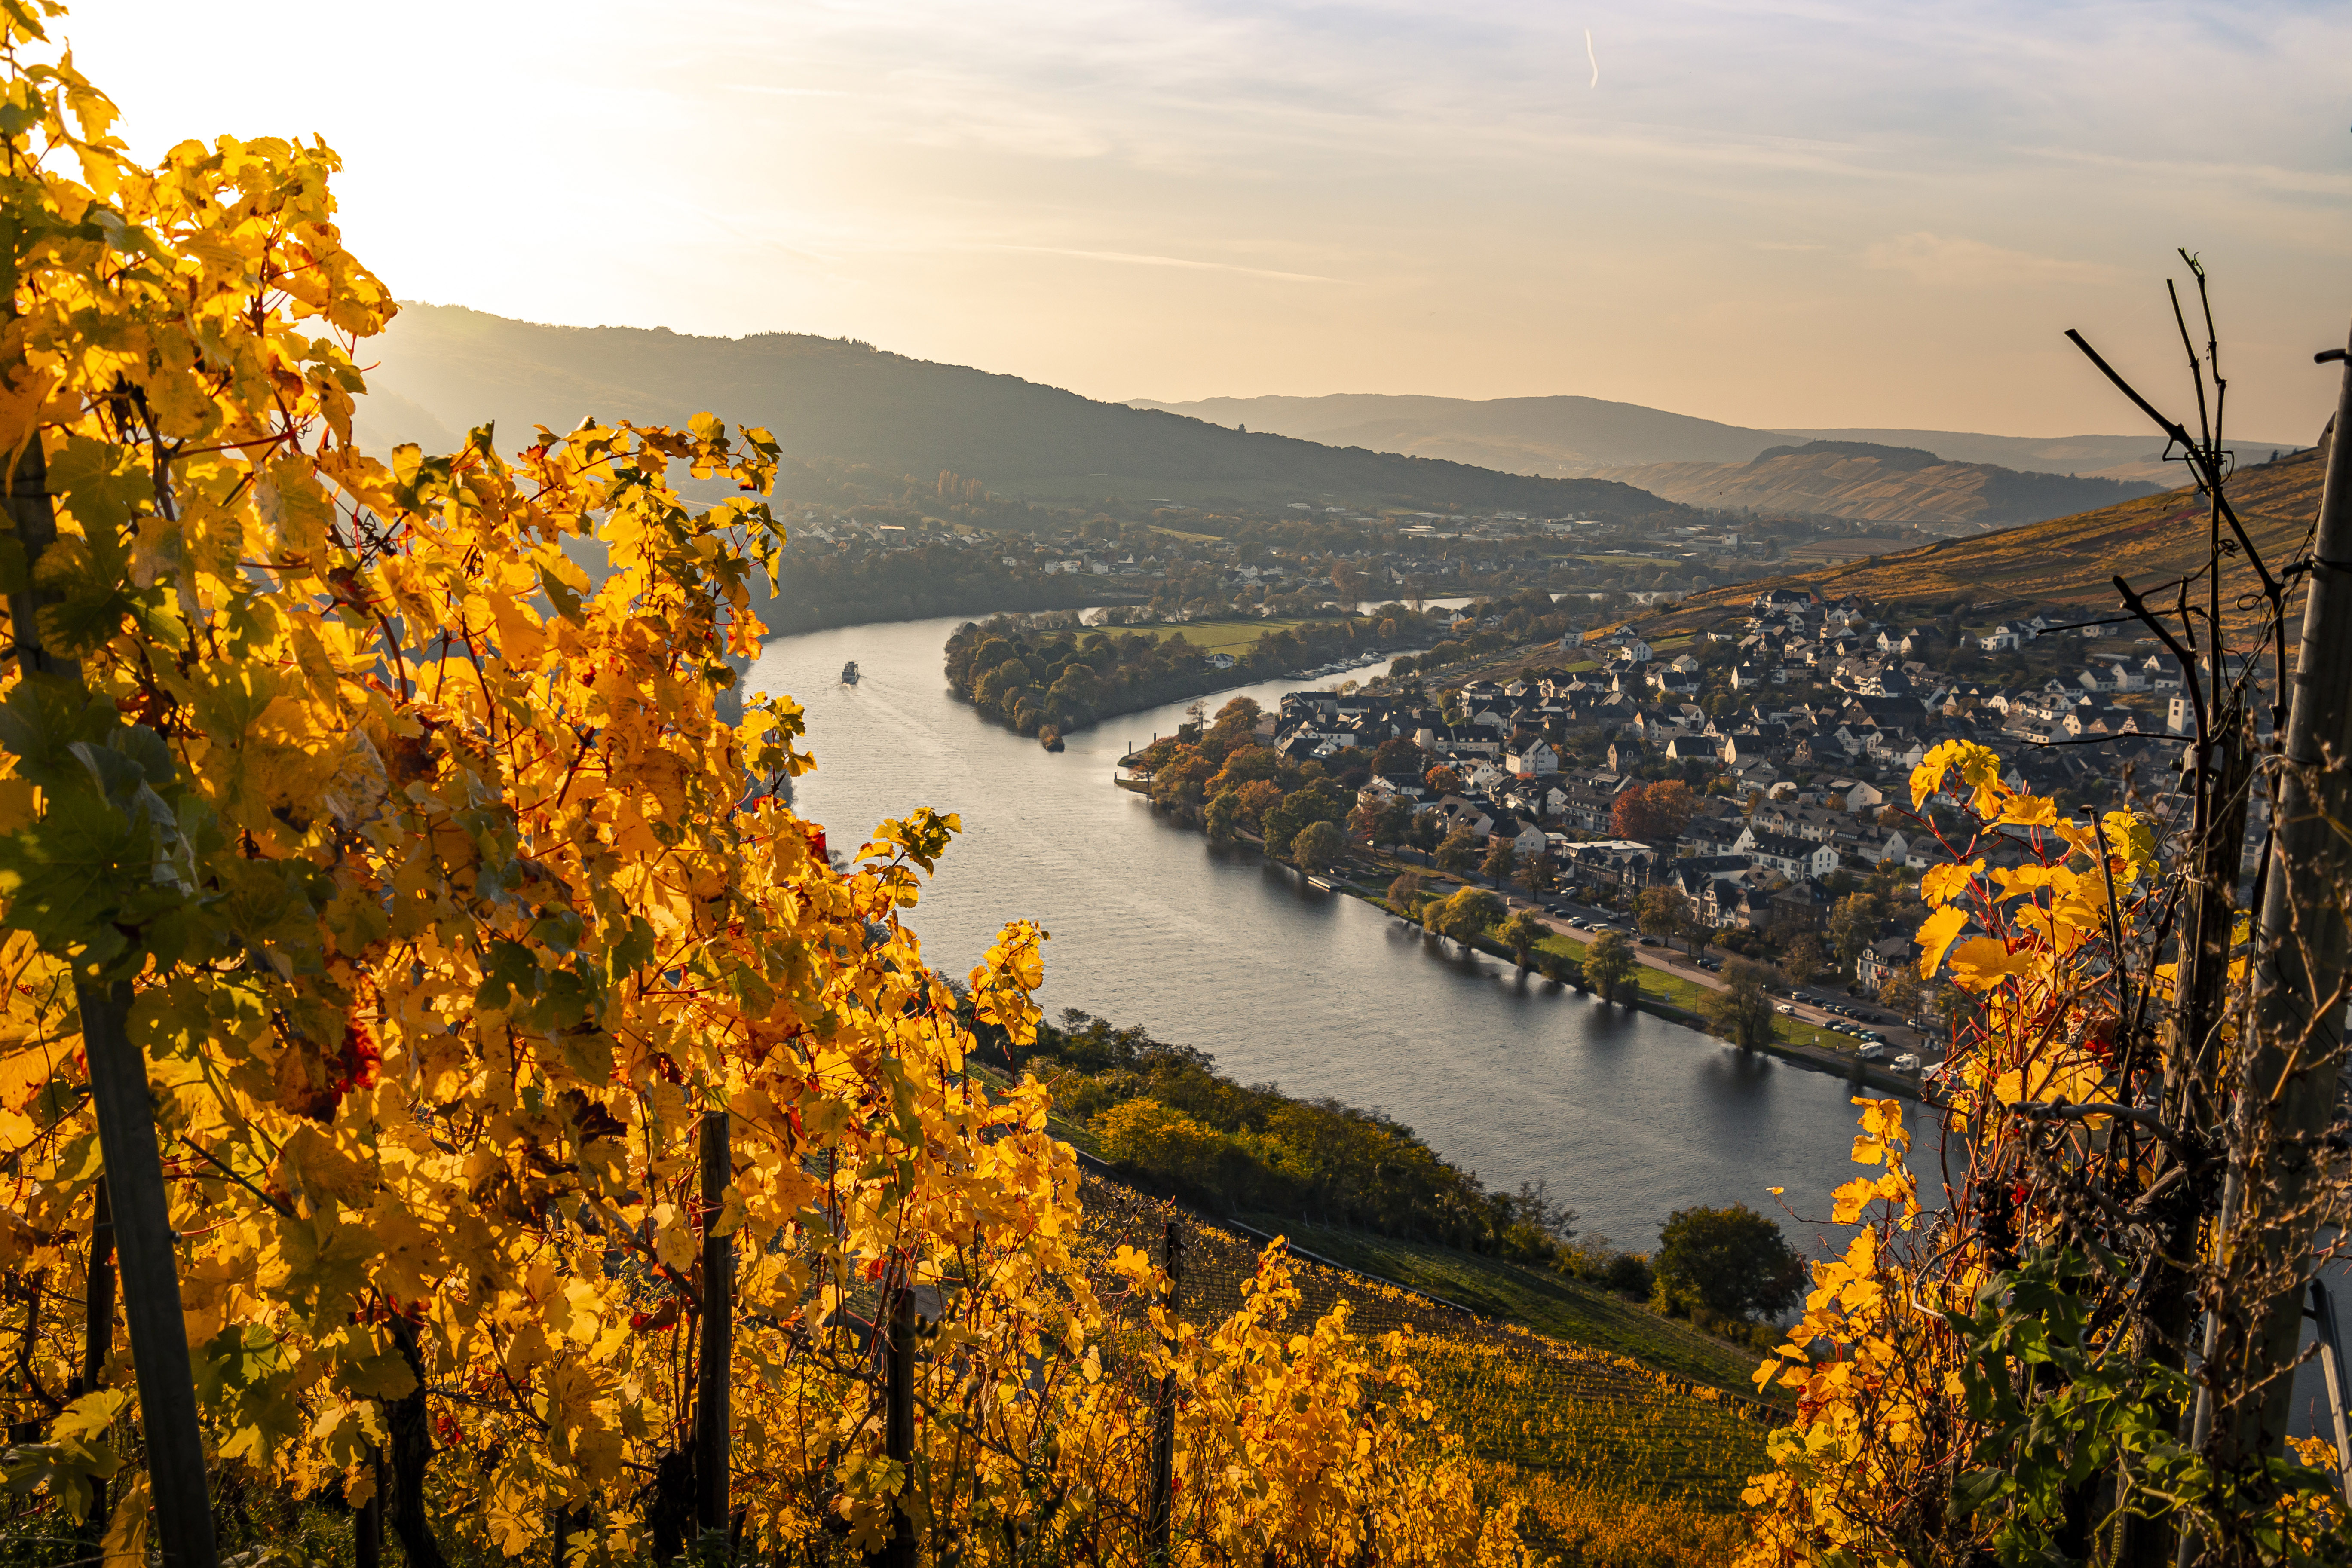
[
  {"left": 1142, "top": 616, "right": 1323, "bottom": 656},
  {"left": 1146, "top": 523, "right": 1225, "bottom": 542}
]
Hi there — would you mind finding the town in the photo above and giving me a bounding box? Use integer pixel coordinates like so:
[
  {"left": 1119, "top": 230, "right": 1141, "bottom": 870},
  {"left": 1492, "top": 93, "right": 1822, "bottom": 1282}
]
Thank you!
[{"left": 1128, "top": 579, "right": 2222, "bottom": 1084}]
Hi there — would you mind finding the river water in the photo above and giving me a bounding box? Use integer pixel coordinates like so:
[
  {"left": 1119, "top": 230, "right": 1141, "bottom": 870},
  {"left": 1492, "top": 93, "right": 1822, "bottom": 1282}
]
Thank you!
[{"left": 744, "top": 612, "right": 1884, "bottom": 1254}]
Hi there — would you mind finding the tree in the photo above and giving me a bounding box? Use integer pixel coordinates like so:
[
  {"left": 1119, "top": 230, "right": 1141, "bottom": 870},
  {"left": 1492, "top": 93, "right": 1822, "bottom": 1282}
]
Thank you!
[
  {"left": 1826, "top": 891, "right": 1885, "bottom": 978},
  {"left": 1611, "top": 779, "right": 1699, "bottom": 844},
  {"left": 1636, "top": 885, "right": 1697, "bottom": 954},
  {"left": 1779, "top": 931, "right": 1827, "bottom": 987},
  {"left": 1652, "top": 1206, "right": 1802, "bottom": 1322},
  {"left": 1149, "top": 748, "right": 1216, "bottom": 816},
  {"left": 1209, "top": 695, "right": 1263, "bottom": 743},
  {"left": 1519, "top": 848, "right": 1557, "bottom": 903},
  {"left": 1261, "top": 782, "right": 1348, "bottom": 859},
  {"left": 1425, "top": 764, "right": 1463, "bottom": 796},
  {"left": 1405, "top": 809, "right": 1443, "bottom": 854},
  {"left": 1387, "top": 870, "right": 1429, "bottom": 914},
  {"left": 1427, "top": 887, "right": 1505, "bottom": 945},
  {"left": 1583, "top": 931, "right": 1640, "bottom": 1003},
  {"left": 1481, "top": 839, "right": 1519, "bottom": 888},
  {"left": 1373, "top": 797, "right": 1415, "bottom": 852},
  {"left": 1292, "top": 819, "right": 1346, "bottom": 873},
  {"left": 1496, "top": 911, "right": 1550, "bottom": 969},
  {"left": 1699, "top": 959, "right": 1779, "bottom": 1050},
  {"left": 1435, "top": 826, "right": 1481, "bottom": 875},
  {"left": 1371, "top": 735, "right": 1426, "bottom": 778},
  {"left": 1205, "top": 789, "right": 1244, "bottom": 845},
  {"left": 1875, "top": 967, "right": 1925, "bottom": 1020},
  {"left": 1236, "top": 777, "right": 1284, "bottom": 831}
]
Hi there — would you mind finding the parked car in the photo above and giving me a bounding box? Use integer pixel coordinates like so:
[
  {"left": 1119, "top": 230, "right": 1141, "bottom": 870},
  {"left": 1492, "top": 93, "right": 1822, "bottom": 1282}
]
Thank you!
[{"left": 1638, "top": 937, "right": 1660, "bottom": 947}]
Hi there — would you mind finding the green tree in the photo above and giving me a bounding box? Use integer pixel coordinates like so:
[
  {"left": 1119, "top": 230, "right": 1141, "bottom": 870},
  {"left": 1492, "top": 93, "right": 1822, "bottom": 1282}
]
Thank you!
[
  {"left": 1700, "top": 959, "right": 1779, "bottom": 1050},
  {"left": 1652, "top": 1205, "right": 1803, "bottom": 1323},
  {"left": 1371, "top": 735, "right": 1426, "bottom": 778},
  {"left": 1583, "top": 931, "right": 1640, "bottom": 1003},
  {"left": 1481, "top": 839, "right": 1519, "bottom": 888},
  {"left": 1826, "top": 892, "right": 1885, "bottom": 978},
  {"left": 1876, "top": 967, "right": 1925, "bottom": 1020},
  {"left": 1292, "top": 819, "right": 1346, "bottom": 873},
  {"left": 1636, "top": 884, "right": 1697, "bottom": 954},
  {"left": 1406, "top": 809, "right": 1444, "bottom": 854},
  {"left": 1372, "top": 797, "right": 1415, "bottom": 852},
  {"left": 1518, "top": 847, "right": 1556, "bottom": 903},
  {"left": 1205, "top": 789, "right": 1244, "bottom": 845},
  {"left": 1435, "top": 826, "right": 1481, "bottom": 875},
  {"left": 1780, "top": 931, "right": 1827, "bottom": 988},
  {"left": 1496, "top": 910, "right": 1550, "bottom": 969},
  {"left": 1262, "top": 782, "right": 1348, "bottom": 859}
]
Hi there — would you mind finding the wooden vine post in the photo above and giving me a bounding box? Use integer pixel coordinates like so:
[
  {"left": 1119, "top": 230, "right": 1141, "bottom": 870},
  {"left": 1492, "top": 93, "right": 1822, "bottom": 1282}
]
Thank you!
[
  {"left": 877, "top": 1273, "right": 916, "bottom": 1568},
  {"left": 1148, "top": 1219, "right": 1183, "bottom": 1556},
  {"left": 693, "top": 1109, "right": 735, "bottom": 1544},
  {"left": 5, "top": 431, "right": 218, "bottom": 1568}
]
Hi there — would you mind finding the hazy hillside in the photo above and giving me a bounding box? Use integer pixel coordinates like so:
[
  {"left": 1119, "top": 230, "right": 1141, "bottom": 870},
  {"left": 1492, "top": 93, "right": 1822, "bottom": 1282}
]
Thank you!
[
  {"left": 1122, "top": 393, "right": 1769, "bottom": 474},
  {"left": 1594, "top": 441, "right": 2164, "bottom": 530},
  {"left": 1132, "top": 392, "right": 2303, "bottom": 494},
  {"left": 361, "top": 307, "right": 1682, "bottom": 520},
  {"left": 1639, "top": 447, "right": 2324, "bottom": 636},
  {"left": 1767, "top": 427, "right": 2303, "bottom": 484}
]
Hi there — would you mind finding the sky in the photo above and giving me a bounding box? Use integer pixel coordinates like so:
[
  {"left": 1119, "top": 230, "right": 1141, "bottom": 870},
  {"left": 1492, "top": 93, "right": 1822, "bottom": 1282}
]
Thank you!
[{"left": 61, "top": 0, "right": 2352, "bottom": 441}]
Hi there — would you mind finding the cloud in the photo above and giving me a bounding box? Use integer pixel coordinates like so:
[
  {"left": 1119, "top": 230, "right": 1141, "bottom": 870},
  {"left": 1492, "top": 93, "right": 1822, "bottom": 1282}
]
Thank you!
[
  {"left": 972, "top": 245, "right": 1336, "bottom": 284},
  {"left": 1862, "top": 232, "right": 2117, "bottom": 288}
]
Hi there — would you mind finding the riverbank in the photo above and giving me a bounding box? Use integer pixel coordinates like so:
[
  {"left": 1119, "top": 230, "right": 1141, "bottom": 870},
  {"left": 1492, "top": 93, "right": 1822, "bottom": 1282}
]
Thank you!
[{"left": 1115, "top": 760, "right": 1931, "bottom": 1104}]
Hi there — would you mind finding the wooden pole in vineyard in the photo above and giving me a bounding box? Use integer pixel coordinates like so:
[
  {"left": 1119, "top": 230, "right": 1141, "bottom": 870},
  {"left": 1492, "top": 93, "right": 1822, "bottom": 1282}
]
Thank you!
[
  {"left": 878, "top": 1276, "right": 916, "bottom": 1568},
  {"left": 693, "top": 1110, "right": 734, "bottom": 1539},
  {"left": 5, "top": 436, "right": 218, "bottom": 1568},
  {"left": 1148, "top": 1219, "right": 1183, "bottom": 1556},
  {"left": 355, "top": 1446, "right": 382, "bottom": 1568},
  {"left": 2223, "top": 321, "right": 2352, "bottom": 1461}
]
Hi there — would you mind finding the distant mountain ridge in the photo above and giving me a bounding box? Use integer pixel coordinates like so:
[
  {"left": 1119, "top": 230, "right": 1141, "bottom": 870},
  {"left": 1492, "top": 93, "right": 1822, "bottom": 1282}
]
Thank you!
[
  {"left": 1593, "top": 440, "right": 2168, "bottom": 531},
  {"left": 1127, "top": 392, "right": 2306, "bottom": 501},
  {"left": 356, "top": 307, "right": 1685, "bottom": 521},
  {"left": 1638, "top": 447, "right": 2326, "bottom": 637}
]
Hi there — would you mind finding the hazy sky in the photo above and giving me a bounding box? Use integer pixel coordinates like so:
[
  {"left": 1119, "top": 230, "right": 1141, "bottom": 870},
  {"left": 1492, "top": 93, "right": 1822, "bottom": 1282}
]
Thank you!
[{"left": 64, "top": 0, "right": 2352, "bottom": 440}]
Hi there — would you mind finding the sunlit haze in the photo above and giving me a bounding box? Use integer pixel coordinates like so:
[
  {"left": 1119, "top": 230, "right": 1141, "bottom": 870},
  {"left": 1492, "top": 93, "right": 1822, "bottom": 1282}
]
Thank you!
[{"left": 68, "top": 0, "right": 2352, "bottom": 439}]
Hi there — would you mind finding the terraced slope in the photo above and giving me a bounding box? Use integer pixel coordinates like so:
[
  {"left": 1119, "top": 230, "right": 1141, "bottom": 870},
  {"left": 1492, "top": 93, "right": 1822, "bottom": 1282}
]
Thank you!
[
  {"left": 1643, "top": 447, "right": 2324, "bottom": 636},
  {"left": 1596, "top": 441, "right": 2162, "bottom": 530}
]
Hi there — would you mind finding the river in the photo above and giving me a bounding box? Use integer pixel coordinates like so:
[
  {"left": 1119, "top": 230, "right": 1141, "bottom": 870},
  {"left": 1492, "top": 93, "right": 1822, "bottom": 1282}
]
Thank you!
[{"left": 745, "top": 611, "right": 1886, "bottom": 1254}]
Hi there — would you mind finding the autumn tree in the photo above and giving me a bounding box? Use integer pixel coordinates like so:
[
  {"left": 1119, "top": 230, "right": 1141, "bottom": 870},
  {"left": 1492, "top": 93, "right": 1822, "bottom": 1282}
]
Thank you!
[
  {"left": 1480, "top": 838, "right": 1518, "bottom": 888},
  {"left": 1424, "top": 763, "right": 1462, "bottom": 796},
  {"left": 1370, "top": 735, "right": 1425, "bottom": 778},
  {"left": 1611, "top": 778, "right": 1698, "bottom": 844},
  {"left": 1434, "top": 826, "right": 1480, "bottom": 875},
  {"left": 1825, "top": 890, "right": 1884, "bottom": 978}
]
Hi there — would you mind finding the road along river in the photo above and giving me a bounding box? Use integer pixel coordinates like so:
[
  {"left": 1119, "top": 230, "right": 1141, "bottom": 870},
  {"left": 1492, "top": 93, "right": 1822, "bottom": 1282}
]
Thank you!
[{"left": 747, "top": 612, "right": 1893, "bottom": 1253}]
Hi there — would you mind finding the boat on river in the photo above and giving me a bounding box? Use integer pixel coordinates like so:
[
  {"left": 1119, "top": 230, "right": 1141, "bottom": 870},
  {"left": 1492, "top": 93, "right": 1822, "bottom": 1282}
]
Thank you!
[{"left": 840, "top": 660, "right": 860, "bottom": 685}]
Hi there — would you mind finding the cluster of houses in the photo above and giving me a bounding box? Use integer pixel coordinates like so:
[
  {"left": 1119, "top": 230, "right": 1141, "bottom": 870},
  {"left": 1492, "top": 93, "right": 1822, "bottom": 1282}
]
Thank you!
[{"left": 1261, "top": 587, "right": 2204, "bottom": 961}]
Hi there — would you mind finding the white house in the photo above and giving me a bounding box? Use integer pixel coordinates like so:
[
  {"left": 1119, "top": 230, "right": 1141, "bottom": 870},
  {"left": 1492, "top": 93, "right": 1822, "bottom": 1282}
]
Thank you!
[
  {"left": 1734, "top": 825, "right": 1841, "bottom": 880},
  {"left": 1504, "top": 739, "right": 1560, "bottom": 775}
]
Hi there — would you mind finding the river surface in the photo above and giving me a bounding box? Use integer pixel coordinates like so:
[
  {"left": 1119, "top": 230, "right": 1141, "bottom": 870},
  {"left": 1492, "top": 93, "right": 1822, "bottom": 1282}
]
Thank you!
[{"left": 744, "top": 612, "right": 1888, "bottom": 1254}]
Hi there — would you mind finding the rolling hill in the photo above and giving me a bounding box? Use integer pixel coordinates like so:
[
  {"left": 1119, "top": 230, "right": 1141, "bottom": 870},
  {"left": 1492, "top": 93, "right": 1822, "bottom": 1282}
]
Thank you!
[
  {"left": 1637, "top": 447, "right": 2326, "bottom": 637},
  {"left": 1129, "top": 393, "right": 2303, "bottom": 510},
  {"left": 1594, "top": 440, "right": 2164, "bottom": 531},
  {"left": 356, "top": 307, "right": 1684, "bottom": 521}
]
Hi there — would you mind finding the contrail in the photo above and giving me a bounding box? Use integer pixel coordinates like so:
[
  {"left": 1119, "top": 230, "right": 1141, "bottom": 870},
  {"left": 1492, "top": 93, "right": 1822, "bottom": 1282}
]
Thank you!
[{"left": 1586, "top": 27, "right": 1599, "bottom": 87}]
